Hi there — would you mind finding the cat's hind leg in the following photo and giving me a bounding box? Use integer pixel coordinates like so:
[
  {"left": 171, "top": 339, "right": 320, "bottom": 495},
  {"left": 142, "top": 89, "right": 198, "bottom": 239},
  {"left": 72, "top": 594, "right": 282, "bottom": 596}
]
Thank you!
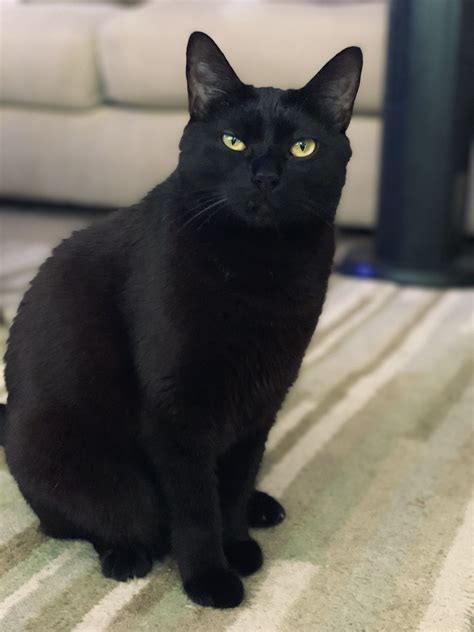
[
  {"left": 247, "top": 490, "right": 286, "bottom": 528},
  {"left": 24, "top": 479, "right": 169, "bottom": 581},
  {"left": 37, "top": 506, "right": 171, "bottom": 581},
  {"left": 38, "top": 507, "right": 90, "bottom": 541},
  {"left": 92, "top": 523, "right": 171, "bottom": 581},
  {"left": 93, "top": 541, "right": 154, "bottom": 581},
  {"left": 8, "top": 411, "right": 169, "bottom": 582},
  {"left": 36, "top": 490, "right": 169, "bottom": 581}
]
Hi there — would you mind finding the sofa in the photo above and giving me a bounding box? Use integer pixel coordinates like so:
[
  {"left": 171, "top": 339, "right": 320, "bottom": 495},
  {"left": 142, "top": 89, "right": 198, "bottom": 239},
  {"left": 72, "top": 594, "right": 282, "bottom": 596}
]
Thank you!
[{"left": 1, "top": 0, "right": 391, "bottom": 228}]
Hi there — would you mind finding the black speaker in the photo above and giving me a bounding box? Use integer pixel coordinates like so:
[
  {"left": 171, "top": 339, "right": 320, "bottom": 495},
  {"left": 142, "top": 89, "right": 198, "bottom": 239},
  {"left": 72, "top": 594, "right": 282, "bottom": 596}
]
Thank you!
[{"left": 339, "top": 0, "right": 474, "bottom": 286}]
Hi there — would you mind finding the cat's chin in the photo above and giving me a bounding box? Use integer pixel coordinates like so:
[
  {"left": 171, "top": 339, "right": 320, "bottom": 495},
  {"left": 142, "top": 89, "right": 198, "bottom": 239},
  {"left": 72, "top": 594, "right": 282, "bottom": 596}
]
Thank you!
[{"left": 243, "top": 200, "right": 277, "bottom": 228}]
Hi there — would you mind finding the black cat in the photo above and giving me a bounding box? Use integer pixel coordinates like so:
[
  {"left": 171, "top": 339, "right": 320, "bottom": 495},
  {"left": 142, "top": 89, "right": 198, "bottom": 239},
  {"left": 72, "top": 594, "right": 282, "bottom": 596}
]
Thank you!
[{"left": 0, "top": 32, "right": 362, "bottom": 608}]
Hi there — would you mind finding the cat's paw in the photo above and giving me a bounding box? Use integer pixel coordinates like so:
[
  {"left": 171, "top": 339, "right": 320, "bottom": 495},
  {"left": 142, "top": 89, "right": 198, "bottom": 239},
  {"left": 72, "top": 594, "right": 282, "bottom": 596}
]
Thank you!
[
  {"left": 184, "top": 568, "right": 244, "bottom": 608},
  {"left": 248, "top": 490, "right": 286, "bottom": 528},
  {"left": 99, "top": 544, "right": 153, "bottom": 581},
  {"left": 224, "top": 538, "right": 263, "bottom": 576}
]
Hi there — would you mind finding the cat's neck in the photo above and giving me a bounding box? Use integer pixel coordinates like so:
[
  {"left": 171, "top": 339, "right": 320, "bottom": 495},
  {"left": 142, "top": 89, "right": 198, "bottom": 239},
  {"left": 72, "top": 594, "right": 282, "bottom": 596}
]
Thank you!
[
  {"left": 175, "top": 208, "right": 333, "bottom": 292},
  {"left": 143, "top": 174, "right": 335, "bottom": 290}
]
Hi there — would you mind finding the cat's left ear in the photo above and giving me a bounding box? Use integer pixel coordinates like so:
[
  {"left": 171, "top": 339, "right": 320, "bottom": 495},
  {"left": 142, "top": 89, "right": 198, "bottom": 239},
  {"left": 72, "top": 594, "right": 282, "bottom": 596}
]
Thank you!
[
  {"left": 301, "top": 47, "right": 363, "bottom": 132},
  {"left": 186, "top": 32, "right": 244, "bottom": 119}
]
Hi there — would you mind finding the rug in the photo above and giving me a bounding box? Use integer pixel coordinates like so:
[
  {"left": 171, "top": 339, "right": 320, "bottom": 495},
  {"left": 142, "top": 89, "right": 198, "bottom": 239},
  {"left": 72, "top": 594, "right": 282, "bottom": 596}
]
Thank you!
[{"left": 0, "top": 275, "right": 473, "bottom": 632}]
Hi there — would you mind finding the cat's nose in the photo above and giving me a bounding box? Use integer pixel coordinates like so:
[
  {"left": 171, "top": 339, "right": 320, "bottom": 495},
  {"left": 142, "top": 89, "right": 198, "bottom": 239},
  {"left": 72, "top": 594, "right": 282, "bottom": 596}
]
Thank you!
[{"left": 252, "top": 171, "right": 280, "bottom": 191}]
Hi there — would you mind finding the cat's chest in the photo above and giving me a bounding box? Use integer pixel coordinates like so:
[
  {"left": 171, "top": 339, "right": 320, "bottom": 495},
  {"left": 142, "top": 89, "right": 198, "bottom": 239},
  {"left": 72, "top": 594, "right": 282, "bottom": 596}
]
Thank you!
[
  {"left": 149, "top": 240, "right": 329, "bottom": 440},
  {"left": 198, "top": 270, "right": 316, "bottom": 339},
  {"left": 186, "top": 283, "right": 319, "bottom": 412}
]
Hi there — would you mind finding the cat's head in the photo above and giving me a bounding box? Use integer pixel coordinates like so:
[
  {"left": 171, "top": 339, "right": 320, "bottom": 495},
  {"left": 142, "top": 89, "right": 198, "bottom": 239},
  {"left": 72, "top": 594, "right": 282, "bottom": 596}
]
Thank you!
[{"left": 177, "top": 32, "right": 362, "bottom": 230}]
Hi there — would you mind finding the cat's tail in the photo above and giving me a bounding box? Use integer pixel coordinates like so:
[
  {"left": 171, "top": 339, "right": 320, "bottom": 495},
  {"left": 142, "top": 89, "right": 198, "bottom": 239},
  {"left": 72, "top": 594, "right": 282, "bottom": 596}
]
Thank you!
[{"left": 0, "top": 403, "right": 6, "bottom": 446}]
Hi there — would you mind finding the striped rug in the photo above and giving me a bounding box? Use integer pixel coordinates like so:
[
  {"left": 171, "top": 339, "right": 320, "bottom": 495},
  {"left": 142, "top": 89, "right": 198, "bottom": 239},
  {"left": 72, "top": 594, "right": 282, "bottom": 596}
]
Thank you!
[{"left": 0, "top": 275, "right": 473, "bottom": 632}]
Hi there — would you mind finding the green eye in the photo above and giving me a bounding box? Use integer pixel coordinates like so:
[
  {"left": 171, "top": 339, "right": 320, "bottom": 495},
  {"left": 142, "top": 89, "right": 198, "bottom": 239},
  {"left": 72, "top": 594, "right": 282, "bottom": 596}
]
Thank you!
[
  {"left": 290, "top": 138, "right": 317, "bottom": 158},
  {"left": 223, "top": 133, "right": 246, "bottom": 152}
]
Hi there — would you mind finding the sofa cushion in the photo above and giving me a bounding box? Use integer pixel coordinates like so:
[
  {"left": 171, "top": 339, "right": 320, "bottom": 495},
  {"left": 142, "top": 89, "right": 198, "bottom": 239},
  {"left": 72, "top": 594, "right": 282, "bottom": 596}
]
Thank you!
[
  {"left": 0, "top": 5, "right": 117, "bottom": 108},
  {"left": 22, "top": 0, "right": 138, "bottom": 4},
  {"left": 0, "top": 105, "right": 382, "bottom": 228},
  {"left": 0, "top": 106, "right": 187, "bottom": 207},
  {"left": 99, "top": 2, "right": 387, "bottom": 113}
]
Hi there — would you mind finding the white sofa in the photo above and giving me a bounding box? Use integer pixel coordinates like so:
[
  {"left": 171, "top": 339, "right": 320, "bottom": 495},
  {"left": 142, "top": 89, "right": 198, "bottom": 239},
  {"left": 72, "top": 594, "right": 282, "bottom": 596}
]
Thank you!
[{"left": 1, "top": 0, "right": 389, "bottom": 227}]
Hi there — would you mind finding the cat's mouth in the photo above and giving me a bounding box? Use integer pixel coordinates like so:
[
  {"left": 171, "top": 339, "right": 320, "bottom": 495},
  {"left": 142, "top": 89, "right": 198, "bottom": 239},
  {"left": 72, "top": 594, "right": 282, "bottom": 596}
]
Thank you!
[
  {"left": 246, "top": 197, "right": 273, "bottom": 215},
  {"left": 245, "top": 198, "right": 276, "bottom": 227}
]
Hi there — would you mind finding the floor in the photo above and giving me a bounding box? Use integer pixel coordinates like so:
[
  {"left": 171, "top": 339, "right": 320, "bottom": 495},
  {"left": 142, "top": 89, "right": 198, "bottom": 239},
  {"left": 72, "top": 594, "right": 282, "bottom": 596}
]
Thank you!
[
  {"left": 0, "top": 204, "right": 472, "bottom": 630},
  {"left": 0, "top": 274, "right": 473, "bottom": 631}
]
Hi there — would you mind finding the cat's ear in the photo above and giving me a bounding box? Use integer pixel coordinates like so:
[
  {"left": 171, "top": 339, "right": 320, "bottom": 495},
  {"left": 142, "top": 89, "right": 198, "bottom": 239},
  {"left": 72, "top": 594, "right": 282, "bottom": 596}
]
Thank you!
[
  {"left": 186, "top": 32, "right": 243, "bottom": 119},
  {"left": 301, "top": 47, "right": 363, "bottom": 132}
]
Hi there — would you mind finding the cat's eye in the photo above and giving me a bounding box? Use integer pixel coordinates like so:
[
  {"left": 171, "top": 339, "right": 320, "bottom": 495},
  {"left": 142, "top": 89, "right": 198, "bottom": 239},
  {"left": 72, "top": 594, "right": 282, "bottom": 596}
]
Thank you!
[
  {"left": 222, "top": 133, "right": 246, "bottom": 152},
  {"left": 290, "top": 139, "right": 317, "bottom": 158}
]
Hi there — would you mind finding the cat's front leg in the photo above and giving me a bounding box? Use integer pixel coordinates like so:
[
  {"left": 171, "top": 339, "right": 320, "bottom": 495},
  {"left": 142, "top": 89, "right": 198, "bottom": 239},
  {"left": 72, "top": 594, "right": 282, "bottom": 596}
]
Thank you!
[
  {"left": 143, "top": 423, "right": 244, "bottom": 608},
  {"left": 218, "top": 428, "right": 269, "bottom": 577}
]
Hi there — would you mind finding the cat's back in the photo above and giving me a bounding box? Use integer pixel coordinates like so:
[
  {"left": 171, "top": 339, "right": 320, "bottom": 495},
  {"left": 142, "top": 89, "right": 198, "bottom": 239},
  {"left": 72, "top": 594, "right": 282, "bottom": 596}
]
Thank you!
[
  {"left": 4, "top": 206, "right": 143, "bottom": 401},
  {"left": 2, "top": 204, "right": 156, "bottom": 502}
]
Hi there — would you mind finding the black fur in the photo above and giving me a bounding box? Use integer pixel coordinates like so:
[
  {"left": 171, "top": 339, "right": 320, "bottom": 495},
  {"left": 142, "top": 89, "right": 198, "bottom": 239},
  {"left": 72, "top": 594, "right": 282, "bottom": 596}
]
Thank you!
[
  {"left": 2, "top": 33, "right": 362, "bottom": 608},
  {"left": 0, "top": 403, "right": 6, "bottom": 445}
]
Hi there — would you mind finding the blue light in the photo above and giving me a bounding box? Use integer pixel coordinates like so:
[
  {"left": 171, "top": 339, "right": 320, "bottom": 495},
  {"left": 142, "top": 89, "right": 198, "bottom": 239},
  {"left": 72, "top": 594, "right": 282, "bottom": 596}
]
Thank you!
[{"left": 355, "top": 262, "right": 374, "bottom": 278}]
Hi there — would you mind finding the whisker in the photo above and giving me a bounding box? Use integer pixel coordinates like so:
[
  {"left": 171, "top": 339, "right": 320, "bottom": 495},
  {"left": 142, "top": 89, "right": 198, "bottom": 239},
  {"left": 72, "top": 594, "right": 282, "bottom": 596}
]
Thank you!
[
  {"left": 186, "top": 188, "right": 222, "bottom": 206},
  {"left": 197, "top": 200, "right": 227, "bottom": 231},
  {"left": 167, "top": 195, "right": 222, "bottom": 228},
  {"left": 178, "top": 198, "right": 227, "bottom": 233},
  {"left": 182, "top": 195, "right": 223, "bottom": 217}
]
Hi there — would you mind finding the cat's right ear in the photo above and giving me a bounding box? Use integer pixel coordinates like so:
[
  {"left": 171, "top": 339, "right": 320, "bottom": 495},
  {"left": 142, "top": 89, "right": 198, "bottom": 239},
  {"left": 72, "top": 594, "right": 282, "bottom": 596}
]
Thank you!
[{"left": 186, "top": 32, "right": 243, "bottom": 119}]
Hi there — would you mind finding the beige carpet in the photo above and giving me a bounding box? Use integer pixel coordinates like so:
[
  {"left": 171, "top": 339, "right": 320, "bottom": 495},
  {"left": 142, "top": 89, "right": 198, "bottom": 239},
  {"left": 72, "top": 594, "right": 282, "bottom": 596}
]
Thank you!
[{"left": 0, "top": 275, "right": 473, "bottom": 631}]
